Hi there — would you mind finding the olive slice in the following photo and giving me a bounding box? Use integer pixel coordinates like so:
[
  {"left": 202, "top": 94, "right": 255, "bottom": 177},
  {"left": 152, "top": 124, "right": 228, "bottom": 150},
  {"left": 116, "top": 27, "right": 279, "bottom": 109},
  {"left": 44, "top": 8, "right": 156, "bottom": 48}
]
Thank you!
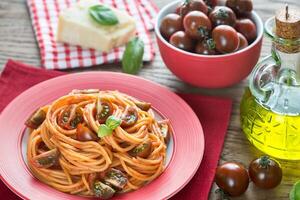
[
  {"left": 134, "top": 101, "right": 151, "bottom": 111},
  {"left": 76, "top": 124, "right": 98, "bottom": 142},
  {"left": 104, "top": 168, "right": 128, "bottom": 190},
  {"left": 121, "top": 107, "right": 138, "bottom": 128},
  {"left": 25, "top": 108, "right": 46, "bottom": 129},
  {"left": 32, "top": 148, "right": 59, "bottom": 168},
  {"left": 129, "top": 141, "right": 152, "bottom": 158},
  {"left": 93, "top": 181, "right": 115, "bottom": 199}
]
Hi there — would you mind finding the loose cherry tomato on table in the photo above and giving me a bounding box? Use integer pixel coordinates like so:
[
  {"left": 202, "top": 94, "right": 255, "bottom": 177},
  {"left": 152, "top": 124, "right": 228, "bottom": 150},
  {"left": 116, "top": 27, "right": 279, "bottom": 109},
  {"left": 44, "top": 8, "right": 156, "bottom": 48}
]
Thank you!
[
  {"left": 183, "top": 11, "right": 212, "bottom": 40},
  {"left": 195, "top": 38, "right": 217, "bottom": 55},
  {"left": 178, "top": 0, "right": 208, "bottom": 17},
  {"left": 249, "top": 156, "right": 282, "bottom": 189},
  {"left": 235, "top": 18, "right": 257, "bottom": 42},
  {"left": 209, "top": 6, "right": 237, "bottom": 27},
  {"left": 160, "top": 13, "right": 183, "bottom": 40},
  {"left": 226, "top": 0, "right": 253, "bottom": 16},
  {"left": 212, "top": 25, "right": 239, "bottom": 53},
  {"left": 215, "top": 162, "right": 249, "bottom": 197},
  {"left": 237, "top": 32, "right": 248, "bottom": 50},
  {"left": 169, "top": 31, "right": 194, "bottom": 52}
]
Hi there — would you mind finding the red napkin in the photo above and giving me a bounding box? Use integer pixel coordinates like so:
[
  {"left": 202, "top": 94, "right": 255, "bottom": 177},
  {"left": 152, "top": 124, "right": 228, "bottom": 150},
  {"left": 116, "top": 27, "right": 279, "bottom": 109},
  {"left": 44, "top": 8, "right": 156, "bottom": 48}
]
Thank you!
[{"left": 0, "top": 60, "right": 232, "bottom": 200}]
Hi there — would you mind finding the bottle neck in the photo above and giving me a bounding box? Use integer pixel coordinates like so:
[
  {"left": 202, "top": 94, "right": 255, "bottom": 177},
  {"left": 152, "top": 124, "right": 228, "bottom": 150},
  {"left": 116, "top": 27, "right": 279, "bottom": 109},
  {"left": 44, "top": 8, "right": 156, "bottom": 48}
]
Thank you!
[{"left": 272, "top": 43, "right": 300, "bottom": 85}]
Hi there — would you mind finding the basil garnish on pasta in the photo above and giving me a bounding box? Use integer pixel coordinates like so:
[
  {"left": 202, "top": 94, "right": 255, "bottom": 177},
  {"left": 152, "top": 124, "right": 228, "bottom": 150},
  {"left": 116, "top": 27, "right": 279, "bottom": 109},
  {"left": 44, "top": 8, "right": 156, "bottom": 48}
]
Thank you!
[{"left": 98, "top": 116, "right": 121, "bottom": 137}]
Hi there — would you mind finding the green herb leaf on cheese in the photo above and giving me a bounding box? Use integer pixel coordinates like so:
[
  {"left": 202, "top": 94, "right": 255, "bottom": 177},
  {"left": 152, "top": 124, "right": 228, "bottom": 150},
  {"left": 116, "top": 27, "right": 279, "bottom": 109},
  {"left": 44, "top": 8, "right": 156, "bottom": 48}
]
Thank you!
[
  {"left": 122, "top": 37, "right": 145, "bottom": 75},
  {"left": 89, "top": 5, "right": 119, "bottom": 26}
]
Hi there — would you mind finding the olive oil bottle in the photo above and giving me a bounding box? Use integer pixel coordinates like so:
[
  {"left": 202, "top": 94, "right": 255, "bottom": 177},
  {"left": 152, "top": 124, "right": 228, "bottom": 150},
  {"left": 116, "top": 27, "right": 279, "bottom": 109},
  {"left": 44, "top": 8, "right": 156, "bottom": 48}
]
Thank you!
[{"left": 240, "top": 6, "right": 300, "bottom": 160}]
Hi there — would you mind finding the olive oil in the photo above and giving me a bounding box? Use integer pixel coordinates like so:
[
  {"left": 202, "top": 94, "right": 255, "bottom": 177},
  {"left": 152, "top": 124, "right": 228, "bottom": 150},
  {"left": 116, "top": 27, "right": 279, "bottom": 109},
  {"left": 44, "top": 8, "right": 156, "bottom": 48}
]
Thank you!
[{"left": 241, "top": 88, "right": 300, "bottom": 160}]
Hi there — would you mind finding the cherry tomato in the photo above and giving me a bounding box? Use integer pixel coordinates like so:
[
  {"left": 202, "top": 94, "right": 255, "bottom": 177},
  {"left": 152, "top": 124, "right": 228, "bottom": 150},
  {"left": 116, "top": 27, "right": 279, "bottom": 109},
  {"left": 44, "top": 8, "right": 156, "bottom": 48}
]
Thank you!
[
  {"left": 235, "top": 18, "right": 257, "bottom": 42},
  {"left": 215, "top": 162, "right": 249, "bottom": 196},
  {"left": 183, "top": 11, "right": 212, "bottom": 40},
  {"left": 209, "top": 6, "right": 237, "bottom": 27},
  {"left": 25, "top": 108, "right": 46, "bottom": 129},
  {"left": 178, "top": 0, "right": 208, "bottom": 17},
  {"left": 203, "top": 0, "right": 218, "bottom": 8},
  {"left": 169, "top": 31, "right": 194, "bottom": 52},
  {"left": 195, "top": 38, "right": 217, "bottom": 55},
  {"left": 76, "top": 124, "right": 98, "bottom": 142},
  {"left": 158, "top": 120, "right": 171, "bottom": 145},
  {"left": 95, "top": 100, "right": 113, "bottom": 124},
  {"left": 32, "top": 148, "right": 60, "bottom": 168},
  {"left": 226, "top": 0, "right": 253, "bottom": 16},
  {"left": 57, "top": 105, "right": 83, "bottom": 130},
  {"left": 212, "top": 25, "right": 239, "bottom": 53},
  {"left": 134, "top": 101, "right": 151, "bottom": 111},
  {"left": 160, "top": 13, "right": 183, "bottom": 40},
  {"left": 249, "top": 156, "right": 282, "bottom": 189},
  {"left": 129, "top": 140, "right": 152, "bottom": 158},
  {"left": 237, "top": 32, "right": 248, "bottom": 50},
  {"left": 121, "top": 107, "right": 138, "bottom": 127}
]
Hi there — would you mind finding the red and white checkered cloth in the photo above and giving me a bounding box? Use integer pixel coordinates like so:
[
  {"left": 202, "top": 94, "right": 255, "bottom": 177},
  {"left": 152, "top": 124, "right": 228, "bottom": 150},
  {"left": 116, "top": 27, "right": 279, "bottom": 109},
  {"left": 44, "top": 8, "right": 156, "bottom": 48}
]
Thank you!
[{"left": 27, "top": 0, "right": 158, "bottom": 69}]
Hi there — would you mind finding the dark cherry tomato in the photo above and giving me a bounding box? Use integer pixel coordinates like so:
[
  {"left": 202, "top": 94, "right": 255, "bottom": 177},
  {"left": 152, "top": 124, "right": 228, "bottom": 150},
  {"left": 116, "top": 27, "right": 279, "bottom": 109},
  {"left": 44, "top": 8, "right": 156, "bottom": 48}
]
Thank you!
[
  {"left": 183, "top": 11, "right": 212, "bottom": 40},
  {"left": 195, "top": 38, "right": 217, "bottom": 55},
  {"left": 134, "top": 101, "right": 151, "bottom": 111},
  {"left": 237, "top": 32, "right": 248, "bottom": 50},
  {"left": 215, "top": 162, "right": 249, "bottom": 196},
  {"left": 249, "top": 156, "right": 282, "bottom": 189},
  {"left": 169, "top": 31, "right": 194, "bottom": 52},
  {"left": 129, "top": 140, "right": 152, "bottom": 158},
  {"left": 159, "top": 121, "right": 171, "bottom": 145},
  {"left": 121, "top": 107, "right": 138, "bottom": 127},
  {"left": 76, "top": 124, "right": 98, "bottom": 142},
  {"left": 32, "top": 148, "right": 60, "bottom": 168},
  {"left": 178, "top": 0, "right": 208, "bottom": 17},
  {"left": 212, "top": 25, "right": 239, "bottom": 53},
  {"left": 209, "top": 6, "right": 237, "bottom": 27},
  {"left": 25, "top": 108, "right": 46, "bottom": 129},
  {"left": 104, "top": 168, "right": 128, "bottom": 190},
  {"left": 57, "top": 105, "right": 83, "bottom": 130},
  {"left": 95, "top": 100, "right": 113, "bottom": 124},
  {"left": 226, "top": 0, "right": 253, "bottom": 16},
  {"left": 204, "top": 0, "right": 218, "bottom": 7},
  {"left": 235, "top": 18, "right": 257, "bottom": 42},
  {"left": 160, "top": 13, "right": 183, "bottom": 40},
  {"left": 93, "top": 181, "right": 115, "bottom": 199}
]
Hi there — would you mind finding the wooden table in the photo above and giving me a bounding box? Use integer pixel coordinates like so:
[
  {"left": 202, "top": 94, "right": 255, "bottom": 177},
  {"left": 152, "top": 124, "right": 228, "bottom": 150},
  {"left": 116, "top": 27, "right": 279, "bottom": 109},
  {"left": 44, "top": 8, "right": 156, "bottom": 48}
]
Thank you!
[{"left": 0, "top": 0, "right": 299, "bottom": 199}]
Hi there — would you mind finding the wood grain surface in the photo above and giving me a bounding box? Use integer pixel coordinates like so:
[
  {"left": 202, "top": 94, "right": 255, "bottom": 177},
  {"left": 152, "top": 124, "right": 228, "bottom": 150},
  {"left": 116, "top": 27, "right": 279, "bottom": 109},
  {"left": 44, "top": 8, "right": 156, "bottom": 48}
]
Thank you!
[{"left": 0, "top": 0, "right": 299, "bottom": 199}]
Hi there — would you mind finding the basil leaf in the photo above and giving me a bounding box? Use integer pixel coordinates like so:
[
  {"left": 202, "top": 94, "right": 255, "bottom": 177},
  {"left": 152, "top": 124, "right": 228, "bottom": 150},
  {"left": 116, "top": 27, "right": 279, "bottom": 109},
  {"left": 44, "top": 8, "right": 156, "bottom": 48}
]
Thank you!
[
  {"left": 290, "top": 181, "right": 300, "bottom": 200},
  {"left": 98, "top": 124, "right": 113, "bottom": 138},
  {"left": 122, "top": 37, "right": 144, "bottom": 74},
  {"left": 89, "top": 5, "right": 119, "bottom": 26},
  {"left": 106, "top": 116, "right": 121, "bottom": 130}
]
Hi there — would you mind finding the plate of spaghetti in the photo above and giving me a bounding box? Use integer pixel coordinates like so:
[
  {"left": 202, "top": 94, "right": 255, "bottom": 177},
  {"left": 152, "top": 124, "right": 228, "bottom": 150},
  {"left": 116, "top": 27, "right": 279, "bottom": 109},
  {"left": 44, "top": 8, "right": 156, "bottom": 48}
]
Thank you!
[{"left": 0, "top": 72, "right": 204, "bottom": 200}]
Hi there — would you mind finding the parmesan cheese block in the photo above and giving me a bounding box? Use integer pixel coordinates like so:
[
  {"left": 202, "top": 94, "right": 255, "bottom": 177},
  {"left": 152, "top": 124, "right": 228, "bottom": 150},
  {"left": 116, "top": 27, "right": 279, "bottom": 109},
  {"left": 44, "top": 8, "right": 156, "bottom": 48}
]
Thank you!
[{"left": 57, "top": 0, "right": 136, "bottom": 52}]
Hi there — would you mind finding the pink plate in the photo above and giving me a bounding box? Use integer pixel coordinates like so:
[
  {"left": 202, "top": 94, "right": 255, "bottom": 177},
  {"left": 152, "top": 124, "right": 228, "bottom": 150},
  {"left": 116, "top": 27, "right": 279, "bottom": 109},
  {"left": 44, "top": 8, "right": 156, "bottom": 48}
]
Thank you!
[{"left": 0, "top": 72, "right": 204, "bottom": 200}]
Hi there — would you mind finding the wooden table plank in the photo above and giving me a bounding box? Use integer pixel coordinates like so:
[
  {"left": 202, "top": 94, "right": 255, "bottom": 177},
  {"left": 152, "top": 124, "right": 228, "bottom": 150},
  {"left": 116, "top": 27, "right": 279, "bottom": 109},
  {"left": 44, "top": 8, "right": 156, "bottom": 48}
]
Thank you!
[{"left": 0, "top": 0, "right": 299, "bottom": 199}]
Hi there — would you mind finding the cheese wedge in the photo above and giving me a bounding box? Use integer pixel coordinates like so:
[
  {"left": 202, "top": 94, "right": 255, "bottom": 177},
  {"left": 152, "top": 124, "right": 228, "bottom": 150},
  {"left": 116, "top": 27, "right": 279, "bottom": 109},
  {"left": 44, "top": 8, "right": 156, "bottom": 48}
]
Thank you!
[{"left": 57, "top": 0, "right": 136, "bottom": 52}]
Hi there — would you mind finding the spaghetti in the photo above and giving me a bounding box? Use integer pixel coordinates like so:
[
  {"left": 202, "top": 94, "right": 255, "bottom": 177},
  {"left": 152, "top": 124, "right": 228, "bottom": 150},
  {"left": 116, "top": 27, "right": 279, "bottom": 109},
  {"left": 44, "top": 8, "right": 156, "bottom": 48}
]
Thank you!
[{"left": 26, "top": 89, "right": 170, "bottom": 199}]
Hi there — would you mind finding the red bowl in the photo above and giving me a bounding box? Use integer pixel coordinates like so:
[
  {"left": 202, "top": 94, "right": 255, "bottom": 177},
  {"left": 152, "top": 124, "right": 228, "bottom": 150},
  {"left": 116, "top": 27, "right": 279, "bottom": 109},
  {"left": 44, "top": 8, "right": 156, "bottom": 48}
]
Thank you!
[{"left": 155, "top": 1, "right": 264, "bottom": 88}]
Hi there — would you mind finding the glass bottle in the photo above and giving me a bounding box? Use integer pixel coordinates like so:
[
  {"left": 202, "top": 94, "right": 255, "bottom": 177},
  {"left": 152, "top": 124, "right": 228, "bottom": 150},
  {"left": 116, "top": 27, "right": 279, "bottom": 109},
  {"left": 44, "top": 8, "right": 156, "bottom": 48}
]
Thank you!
[{"left": 240, "top": 14, "right": 300, "bottom": 160}]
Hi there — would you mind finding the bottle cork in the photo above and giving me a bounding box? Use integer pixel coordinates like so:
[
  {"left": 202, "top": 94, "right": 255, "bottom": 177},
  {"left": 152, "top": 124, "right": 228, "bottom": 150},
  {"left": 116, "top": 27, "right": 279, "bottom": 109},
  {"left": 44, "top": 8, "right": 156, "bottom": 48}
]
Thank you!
[{"left": 275, "top": 5, "right": 300, "bottom": 53}]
